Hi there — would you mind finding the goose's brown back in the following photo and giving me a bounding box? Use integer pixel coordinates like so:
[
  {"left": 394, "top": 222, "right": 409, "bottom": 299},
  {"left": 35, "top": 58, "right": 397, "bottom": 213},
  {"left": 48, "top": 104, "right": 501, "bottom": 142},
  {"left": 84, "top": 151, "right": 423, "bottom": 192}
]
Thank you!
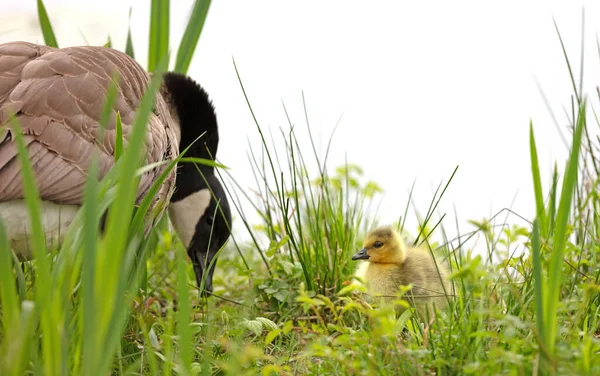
[{"left": 0, "top": 41, "right": 178, "bottom": 208}]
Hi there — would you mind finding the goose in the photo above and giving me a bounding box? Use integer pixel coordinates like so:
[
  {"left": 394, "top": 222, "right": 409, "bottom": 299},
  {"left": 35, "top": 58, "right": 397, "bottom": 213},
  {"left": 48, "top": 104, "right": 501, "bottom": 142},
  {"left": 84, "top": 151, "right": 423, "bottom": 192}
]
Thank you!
[
  {"left": 352, "top": 226, "right": 451, "bottom": 319},
  {"left": 0, "top": 41, "right": 231, "bottom": 295}
]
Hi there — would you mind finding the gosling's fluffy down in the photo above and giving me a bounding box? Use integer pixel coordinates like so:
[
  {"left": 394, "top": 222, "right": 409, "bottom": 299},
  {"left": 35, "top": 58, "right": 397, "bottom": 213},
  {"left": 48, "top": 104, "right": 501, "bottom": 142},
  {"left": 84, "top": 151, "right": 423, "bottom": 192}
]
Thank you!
[{"left": 352, "top": 226, "right": 452, "bottom": 318}]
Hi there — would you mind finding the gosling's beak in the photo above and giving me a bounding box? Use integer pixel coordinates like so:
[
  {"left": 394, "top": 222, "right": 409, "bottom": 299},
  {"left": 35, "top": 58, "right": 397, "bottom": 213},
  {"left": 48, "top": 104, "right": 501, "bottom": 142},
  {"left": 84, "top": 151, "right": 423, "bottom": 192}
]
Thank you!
[{"left": 352, "top": 248, "right": 370, "bottom": 260}]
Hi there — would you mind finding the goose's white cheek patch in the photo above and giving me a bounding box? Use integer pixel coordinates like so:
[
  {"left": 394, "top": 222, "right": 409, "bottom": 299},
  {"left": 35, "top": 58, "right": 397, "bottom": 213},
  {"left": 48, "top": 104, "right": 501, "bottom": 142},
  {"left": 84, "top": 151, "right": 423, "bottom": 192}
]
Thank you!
[{"left": 168, "top": 189, "right": 211, "bottom": 248}]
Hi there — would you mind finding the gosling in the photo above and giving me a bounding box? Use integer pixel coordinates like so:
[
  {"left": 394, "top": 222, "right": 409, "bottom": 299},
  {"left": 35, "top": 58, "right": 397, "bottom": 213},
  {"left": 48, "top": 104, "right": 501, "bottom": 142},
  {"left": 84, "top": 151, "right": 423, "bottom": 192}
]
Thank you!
[{"left": 352, "top": 226, "right": 451, "bottom": 319}]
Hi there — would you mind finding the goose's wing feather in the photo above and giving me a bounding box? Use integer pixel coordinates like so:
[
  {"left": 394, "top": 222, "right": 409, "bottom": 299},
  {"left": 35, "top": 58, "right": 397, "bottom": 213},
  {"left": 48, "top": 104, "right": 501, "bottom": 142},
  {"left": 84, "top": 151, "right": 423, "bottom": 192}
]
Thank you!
[{"left": 0, "top": 41, "right": 178, "bottom": 205}]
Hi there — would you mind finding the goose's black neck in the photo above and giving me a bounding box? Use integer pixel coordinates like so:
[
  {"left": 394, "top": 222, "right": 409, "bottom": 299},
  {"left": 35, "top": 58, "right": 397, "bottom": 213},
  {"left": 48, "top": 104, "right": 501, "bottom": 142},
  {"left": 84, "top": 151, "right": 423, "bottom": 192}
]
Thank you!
[{"left": 162, "top": 72, "right": 220, "bottom": 202}]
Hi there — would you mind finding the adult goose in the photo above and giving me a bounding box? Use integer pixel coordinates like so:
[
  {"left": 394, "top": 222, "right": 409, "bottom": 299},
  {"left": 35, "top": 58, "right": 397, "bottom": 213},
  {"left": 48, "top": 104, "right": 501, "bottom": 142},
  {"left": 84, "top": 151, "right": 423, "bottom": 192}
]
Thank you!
[{"left": 0, "top": 41, "right": 231, "bottom": 294}]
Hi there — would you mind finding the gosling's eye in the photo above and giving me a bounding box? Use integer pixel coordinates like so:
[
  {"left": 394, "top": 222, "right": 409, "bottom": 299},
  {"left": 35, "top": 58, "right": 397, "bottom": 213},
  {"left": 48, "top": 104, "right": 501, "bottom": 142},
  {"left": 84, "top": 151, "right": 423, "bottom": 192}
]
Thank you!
[
  {"left": 373, "top": 241, "right": 383, "bottom": 248},
  {"left": 205, "top": 214, "right": 214, "bottom": 226}
]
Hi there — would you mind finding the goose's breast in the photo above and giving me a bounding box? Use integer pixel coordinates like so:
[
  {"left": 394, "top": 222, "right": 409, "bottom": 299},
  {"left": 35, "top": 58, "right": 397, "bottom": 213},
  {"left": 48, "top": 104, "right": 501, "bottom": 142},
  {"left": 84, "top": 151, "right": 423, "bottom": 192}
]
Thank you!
[{"left": 0, "top": 199, "right": 79, "bottom": 260}]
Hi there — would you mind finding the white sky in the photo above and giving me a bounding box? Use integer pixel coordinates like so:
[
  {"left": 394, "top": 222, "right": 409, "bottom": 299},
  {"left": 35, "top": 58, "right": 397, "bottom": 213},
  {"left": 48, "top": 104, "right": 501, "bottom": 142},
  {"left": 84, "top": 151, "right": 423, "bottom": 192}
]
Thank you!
[{"left": 2, "top": 1, "right": 600, "bottom": 250}]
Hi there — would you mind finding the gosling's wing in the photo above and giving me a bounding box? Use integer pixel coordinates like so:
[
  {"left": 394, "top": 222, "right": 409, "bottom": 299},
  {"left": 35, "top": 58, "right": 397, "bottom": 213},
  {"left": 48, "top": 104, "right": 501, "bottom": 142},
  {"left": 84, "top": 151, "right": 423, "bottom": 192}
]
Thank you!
[
  {"left": 400, "top": 250, "right": 449, "bottom": 298},
  {"left": 0, "top": 41, "right": 178, "bottom": 204}
]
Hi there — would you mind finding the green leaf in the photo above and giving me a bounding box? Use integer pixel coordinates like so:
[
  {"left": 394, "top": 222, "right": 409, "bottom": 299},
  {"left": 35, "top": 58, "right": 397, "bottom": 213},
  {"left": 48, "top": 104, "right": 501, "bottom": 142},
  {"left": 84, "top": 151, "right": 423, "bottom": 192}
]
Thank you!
[
  {"left": 282, "top": 320, "right": 294, "bottom": 335},
  {"left": 36, "top": 0, "right": 58, "bottom": 47},
  {"left": 243, "top": 319, "right": 263, "bottom": 336},
  {"left": 174, "top": 0, "right": 212, "bottom": 74},
  {"left": 255, "top": 317, "right": 278, "bottom": 331},
  {"left": 264, "top": 329, "right": 282, "bottom": 346}
]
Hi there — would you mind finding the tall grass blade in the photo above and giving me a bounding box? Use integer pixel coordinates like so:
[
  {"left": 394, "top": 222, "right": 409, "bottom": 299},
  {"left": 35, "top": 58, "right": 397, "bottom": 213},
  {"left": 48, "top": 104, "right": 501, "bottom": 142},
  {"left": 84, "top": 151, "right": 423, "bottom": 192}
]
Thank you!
[
  {"left": 530, "top": 121, "right": 547, "bottom": 237},
  {"left": 148, "top": 0, "right": 170, "bottom": 72},
  {"left": 548, "top": 163, "right": 558, "bottom": 235},
  {"left": 125, "top": 7, "right": 135, "bottom": 58},
  {"left": 174, "top": 0, "right": 211, "bottom": 74},
  {"left": 102, "top": 59, "right": 167, "bottom": 266},
  {"left": 545, "top": 101, "right": 586, "bottom": 355},
  {"left": 79, "top": 84, "right": 118, "bottom": 373},
  {"left": 36, "top": 0, "right": 58, "bottom": 47},
  {"left": 115, "top": 112, "right": 123, "bottom": 161},
  {"left": 554, "top": 19, "right": 581, "bottom": 104},
  {"left": 9, "top": 118, "right": 60, "bottom": 374},
  {"left": 0, "top": 220, "right": 18, "bottom": 345},
  {"left": 81, "top": 153, "right": 100, "bottom": 375},
  {"left": 531, "top": 220, "right": 546, "bottom": 346},
  {"left": 92, "top": 56, "right": 169, "bottom": 375},
  {"left": 176, "top": 247, "right": 192, "bottom": 375},
  {"left": 0, "top": 220, "right": 31, "bottom": 376}
]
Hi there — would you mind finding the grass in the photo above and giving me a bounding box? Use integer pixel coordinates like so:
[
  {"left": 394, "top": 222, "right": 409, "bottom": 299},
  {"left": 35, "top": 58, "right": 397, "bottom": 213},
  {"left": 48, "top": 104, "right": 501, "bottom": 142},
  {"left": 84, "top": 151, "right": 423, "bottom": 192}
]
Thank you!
[{"left": 1, "top": 1, "right": 600, "bottom": 375}]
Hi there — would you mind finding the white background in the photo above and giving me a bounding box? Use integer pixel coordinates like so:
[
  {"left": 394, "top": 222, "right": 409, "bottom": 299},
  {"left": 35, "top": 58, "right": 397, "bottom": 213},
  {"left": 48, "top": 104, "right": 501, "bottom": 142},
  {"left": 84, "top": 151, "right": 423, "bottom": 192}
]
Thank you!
[{"left": 2, "top": 1, "right": 600, "bottom": 249}]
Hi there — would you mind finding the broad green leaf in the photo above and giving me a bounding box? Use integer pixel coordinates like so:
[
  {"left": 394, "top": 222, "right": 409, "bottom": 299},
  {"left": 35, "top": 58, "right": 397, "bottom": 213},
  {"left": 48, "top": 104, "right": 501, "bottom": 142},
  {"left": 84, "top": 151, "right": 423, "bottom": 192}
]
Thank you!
[{"left": 264, "top": 329, "right": 282, "bottom": 346}]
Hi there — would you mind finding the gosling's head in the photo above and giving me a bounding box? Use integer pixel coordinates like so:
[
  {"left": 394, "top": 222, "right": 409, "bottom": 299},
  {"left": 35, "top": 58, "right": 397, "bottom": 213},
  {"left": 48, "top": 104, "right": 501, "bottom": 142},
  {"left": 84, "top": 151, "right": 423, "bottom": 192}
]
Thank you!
[{"left": 352, "top": 226, "right": 406, "bottom": 264}]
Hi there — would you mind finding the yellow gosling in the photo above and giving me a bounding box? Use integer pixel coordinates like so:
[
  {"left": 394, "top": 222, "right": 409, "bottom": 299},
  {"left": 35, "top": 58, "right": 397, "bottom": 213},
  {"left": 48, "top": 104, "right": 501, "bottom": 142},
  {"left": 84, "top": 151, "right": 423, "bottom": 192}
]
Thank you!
[{"left": 352, "top": 226, "right": 452, "bottom": 319}]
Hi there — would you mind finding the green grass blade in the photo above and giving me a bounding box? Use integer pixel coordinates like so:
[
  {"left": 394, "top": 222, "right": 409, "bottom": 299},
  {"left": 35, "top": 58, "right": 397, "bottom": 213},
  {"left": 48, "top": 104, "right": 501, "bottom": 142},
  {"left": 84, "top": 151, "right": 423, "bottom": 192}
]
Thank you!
[
  {"left": 81, "top": 154, "right": 100, "bottom": 375},
  {"left": 90, "top": 56, "right": 168, "bottom": 375},
  {"left": 103, "top": 60, "right": 167, "bottom": 261},
  {"left": 174, "top": 0, "right": 211, "bottom": 74},
  {"left": 148, "top": 0, "right": 170, "bottom": 72},
  {"left": 129, "top": 158, "right": 178, "bottom": 235},
  {"left": 125, "top": 7, "right": 135, "bottom": 59},
  {"left": 531, "top": 220, "right": 546, "bottom": 347},
  {"left": 0, "top": 219, "right": 19, "bottom": 340},
  {"left": 36, "top": 0, "right": 58, "bottom": 47},
  {"left": 0, "top": 219, "right": 29, "bottom": 376},
  {"left": 99, "top": 73, "right": 119, "bottom": 138},
  {"left": 128, "top": 129, "right": 226, "bottom": 236},
  {"left": 548, "top": 163, "right": 558, "bottom": 236},
  {"left": 545, "top": 100, "right": 586, "bottom": 355},
  {"left": 115, "top": 112, "right": 123, "bottom": 161},
  {"left": 9, "top": 118, "right": 58, "bottom": 374},
  {"left": 554, "top": 19, "right": 581, "bottom": 104},
  {"left": 99, "top": 239, "right": 141, "bottom": 373},
  {"left": 176, "top": 246, "right": 192, "bottom": 374},
  {"left": 530, "top": 120, "right": 547, "bottom": 236}
]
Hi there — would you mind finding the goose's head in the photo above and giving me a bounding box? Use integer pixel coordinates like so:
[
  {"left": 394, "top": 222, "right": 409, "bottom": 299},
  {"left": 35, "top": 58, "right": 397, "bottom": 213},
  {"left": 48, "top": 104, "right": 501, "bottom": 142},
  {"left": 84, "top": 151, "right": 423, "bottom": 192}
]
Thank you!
[
  {"left": 162, "top": 72, "right": 231, "bottom": 296},
  {"left": 352, "top": 226, "right": 406, "bottom": 264}
]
